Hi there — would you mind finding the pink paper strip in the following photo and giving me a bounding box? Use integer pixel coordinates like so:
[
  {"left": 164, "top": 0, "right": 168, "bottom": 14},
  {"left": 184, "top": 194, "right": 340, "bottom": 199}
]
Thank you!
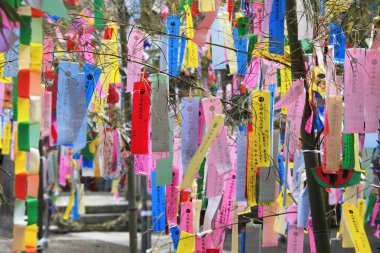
[
  {"left": 180, "top": 202, "right": 194, "bottom": 233},
  {"left": 127, "top": 29, "right": 144, "bottom": 92},
  {"left": 287, "top": 225, "right": 304, "bottom": 253},
  {"left": 134, "top": 154, "right": 149, "bottom": 175},
  {"left": 166, "top": 166, "right": 179, "bottom": 225},
  {"left": 243, "top": 58, "right": 260, "bottom": 90},
  {"left": 262, "top": 204, "right": 278, "bottom": 247},
  {"left": 364, "top": 50, "right": 380, "bottom": 133},
  {"left": 253, "top": 2, "right": 264, "bottom": 34},
  {"left": 274, "top": 79, "right": 304, "bottom": 110},
  {"left": 370, "top": 198, "right": 379, "bottom": 226},
  {"left": 192, "top": 0, "right": 221, "bottom": 46},
  {"left": 344, "top": 48, "right": 367, "bottom": 133},
  {"left": 43, "top": 37, "right": 54, "bottom": 72},
  {"left": 285, "top": 87, "right": 306, "bottom": 154}
]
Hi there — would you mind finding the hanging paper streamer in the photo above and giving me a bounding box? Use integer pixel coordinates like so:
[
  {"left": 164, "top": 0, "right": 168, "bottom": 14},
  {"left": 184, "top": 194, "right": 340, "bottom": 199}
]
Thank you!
[
  {"left": 151, "top": 171, "right": 166, "bottom": 232},
  {"left": 274, "top": 79, "right": 304, "bottom": 110},
  {"left": 329, "top": 23, "right": 345, "bottom": 63},
  {"left": 177, "top": 231, "right": 195, "bottom": 252},
  {"left": 343, "top": 48, "right": 367, "bottom": 133},
  {"left": 342, "top": 134, "right": 355, "bottom": 169},
  {"left": 167, "top": 15, "right": 181, "bottom": 76},
  {"left": 324, "top": 96, "right": 342, "bottom": 173},
  {"left": 192, "top": 0, "right": 221, "bottom": 46},
  {"left": 246, "top": 123, "right": 258, "bottom": 207},
  {"left": 211, "top": 17, "right": 226, "bottom": 70},
  {"left": 181, "top": 114, "right": 224, "bottom": 188},
  {"left": 364, "top": 50, "right": 380, "bottom": 133},
  {"left": 127, "top": 29, "right": 144, "bottom": 92},
  {"left": 156, "top": 113, "right": 174, "bottom": 185},
  {"left": 149, "top": 73, "right": 170, "bottom": 152},
  {"left": 342, "top": 204, "right": 371, "bottom": 253},
  {"left": 131, "top": 77, "right": 151, "bottom": 154},
  {"left": 287, "top": 225, "right": 304, "bottom": 253},
  {"left": 181, "top": 97, "right": 200, "bottom": 174},
  {"left": 184, "top": 5, "right": 199, "bottom": 69},
  {"left": 56, "top": 61, "right": 80, "bottom": 145},
  {"left": 251, "top": 90, "right": 271, "bottom": 167},
  {"left": 268, "top": 0, "right": 285, "bottom": 55},
  {"left": 82, "top": 63, "right": 101, "bottom": 108},
  {"left": 170, "top": 226, "right": 181, "bottom": 250},
  {"left": 233, "top": 28, "right": 248, "bottom": 75},
  {"left": 297, "top": 0, "right": 313, "bottom": 40},
  {"left": 262, "top": 204, "right": 278, "bottom": 247},
  {"left": 219, "top": 12, "right": 237, "bottom": 75},
  {"left": 166, "top": 165, "right": 179, "bottom": 225},
  {"left": 236, "top": 126, "right": 247, "bottom": 202},
  {"left": 180, "top": 202, "right": 194, "bottom": 233}
]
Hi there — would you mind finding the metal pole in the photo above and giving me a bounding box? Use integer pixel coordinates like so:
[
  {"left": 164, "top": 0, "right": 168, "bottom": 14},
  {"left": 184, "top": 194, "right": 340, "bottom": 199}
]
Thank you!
[
  {"left": 140, "top": 175, "right": 151, "bottom": 252},
  {"left": 117, "top": 1, "right": 138, "bottom": 252}
]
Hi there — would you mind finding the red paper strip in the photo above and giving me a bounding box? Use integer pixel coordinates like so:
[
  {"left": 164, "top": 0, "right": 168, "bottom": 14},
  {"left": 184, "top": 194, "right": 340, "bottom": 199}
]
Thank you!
[
  {"left": 131, "top": 79, "right": 151, "bottom": 154},
  {"left": 15, "top": 172, "right": 28, "bottom": 200},
  {"left": 18, "top": 69, "right": 30, "bottom": 98}
]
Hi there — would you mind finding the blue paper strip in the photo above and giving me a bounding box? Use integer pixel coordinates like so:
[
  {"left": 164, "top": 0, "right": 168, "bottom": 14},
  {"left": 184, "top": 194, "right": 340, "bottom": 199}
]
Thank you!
[
  {"left": 82, "top": 63, "right": 101, "bottom": 108},
  {"left": 233, "top": 28, "right": 248, "bottom": 75},
  {"left": 57, "top": 61, "right": 80, "bottom": 145},
  {"left": 211, "top": 17, "right": 226, "bottom": 70},
  {"left": 236, "top": 126, "right": 248, "bottom": 202},
  {"left": 4, "top": 43, "right": 19, "bottom": 77},
  {"left": 268, "top": 0, "right": 285, "bottom": 55},
  {"left": 72, "top": 73, "right": 87, "bottom": 153},
  {"left": 269, "top": 84, "right": 275, "bottom": 134},
  {"left": 297, "top": 186, "right": 310, "bottom": 228},
  {"left": 151, "top": 171, "right": 166, "bottom": 232},
  {"left": 167, "top": 15, "right": 180, "bottom": 77},
  {"left": 169, "top": 226, "right": 180, "bottom": 250},
  {"left": 329, "top": 23, "right": 345, "bottom": 63},
  {"left": 181, "top": 97, "right": 200, "bottom": 175}
]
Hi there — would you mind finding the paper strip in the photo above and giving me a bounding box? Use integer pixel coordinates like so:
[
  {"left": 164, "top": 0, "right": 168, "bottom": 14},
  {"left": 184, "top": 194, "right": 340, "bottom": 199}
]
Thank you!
[
  {"left": 127, "top": 29, "right": 144, "bottom": 92},
  {"left": 151, "top": 171, "right": 166, "bottom": 232},
  {"left": 286, "top": 225, "right": 304, "bottom": 253},
  {"left": 167, "top": 15, "right": 181, "bottom": 76},
  {"left": 149, "top": 73, "right": 170, "bottom": 152},
  {"left": 236, "top": 126, "right": 247, "bottom": 202},
  {"left": 181, "top": 114, "right": 224, "bottom": 188}
]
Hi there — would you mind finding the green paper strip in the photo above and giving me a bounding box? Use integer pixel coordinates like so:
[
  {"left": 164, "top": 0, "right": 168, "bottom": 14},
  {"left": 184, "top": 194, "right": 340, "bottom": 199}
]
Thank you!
[
  {"left": 13, "top": 76, "right": 18, "bottom": 121},
  {"left": 42, "top": 0, "right": 69, "bottom": 19},
  {"left": 94, "top": 0, "right": 105, "bottom": 29},
  {"left": 18, "top": 122, "right": 30, "bottom": 151},
  {"left": 27, "top": 197, "right": 38, "bottom": 225},
  {"left": 29, "top": 124, "right": 40, "bottom": 149},
  {"left": 197, "top": 158, "right": 206, "bottom": 200},
  {"left": 20, "top": 15, "right": 31, "bottom": 45},
  {"left": 179, "top": 0, "right": 194, "bottom": 12},
  {"left": 31, "top": 18, "right": 43, "bottom": 44},
  {"left": 237, "top": 17, "right": 249, "bottom": 37},
  {"left": 156, "top": 114, "right": 174, "bottom": 186},
  {"left": 247, "top": 34, "right": 258, "bottom": 65},
  {"left": 364, "top": 193, "right": 377, "bottom": 223},
  {"left": 342, "top": 133, "right": 355, "bottom": 169}
]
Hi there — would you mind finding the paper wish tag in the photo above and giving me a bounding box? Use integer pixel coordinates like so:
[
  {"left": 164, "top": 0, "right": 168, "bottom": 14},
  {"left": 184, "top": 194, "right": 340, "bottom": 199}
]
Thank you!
[{"left": 167, "top": 15, "right": 181, "bottom": 77}]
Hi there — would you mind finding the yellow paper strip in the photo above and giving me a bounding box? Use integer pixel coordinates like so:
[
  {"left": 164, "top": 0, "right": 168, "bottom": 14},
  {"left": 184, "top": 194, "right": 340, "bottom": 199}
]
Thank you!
[
  {"left": 180, "top": 114, "right": 224, "bottom": 188},
  {"left": 342, "top": 204, "right": 372, "bottom": 253},
  {"left": 17, "top": 98, "right": 30, "bottom": 122},
  {"left": 184, "top": 5, "right": 199, "bottom": 68},
  {"left": 177, "top": 231, "right": 195, "bottom": 253},
  {"left": 24, "top": 224, "right": 37, "bottom": 248},
  {"left": 251, "top": 90, "right": 271, "bottom": 167},
  {"left": 2, "top": 123, "right": 12, "bottom": 155},
  {"left": 30, "top": 43, "right": 43, "bottom": 71},
  {"left": 63, "top": 190, "right": 76, "bottom": 220},
  {"left": 198, "top": 0, "right": 215, "bottom": 12}
]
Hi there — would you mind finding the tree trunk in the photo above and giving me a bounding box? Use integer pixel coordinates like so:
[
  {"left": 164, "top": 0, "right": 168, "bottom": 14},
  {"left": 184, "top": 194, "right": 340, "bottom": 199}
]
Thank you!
[{"left": 284, "top": 0, "right": 331, "bottom": 252}]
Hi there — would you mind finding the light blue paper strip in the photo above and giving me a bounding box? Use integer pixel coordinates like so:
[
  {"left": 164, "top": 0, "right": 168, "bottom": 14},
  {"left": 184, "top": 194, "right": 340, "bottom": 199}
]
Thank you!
[
  {"left": 57, "top": 61, "right": 79, "bottom": 145},
  {"left": 268, "top": 0, "right": 285, "bottom": 55},
  {"left": 236, "top": 126, "right": 248, "bottom": 202},
  {"left": 151, "top": 171, "right": 166, "bottom": 232},
  {"left": 211, "top": 16, "right": 227, "bottom": 70},
  {"left": 233, "top": 28, "right": 248, "bottom": 75},
  {"left": 159, "top": 35, "right": 168, "bottom": 73},
  {"left": 167, "top": 15, "right": 181, "bottom": 77},
  {"left": 292, "top": 150, "right": 304, "bottom": 200},
  {"left": 297, "top": 186, "right": 310, "bottom": 228},
  {"left": 73, "top": 73, "right": 87, "bottom": 153},
  {"left": 181, "top": 97, "right": 200, "bottom": 175},
  {"left": 4, "top": 43, "right": 19, "bottom": 77}
]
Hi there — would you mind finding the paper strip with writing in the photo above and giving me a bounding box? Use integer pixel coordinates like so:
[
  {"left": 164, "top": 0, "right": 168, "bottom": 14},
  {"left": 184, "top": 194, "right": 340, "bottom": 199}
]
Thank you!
[
  {"left": 343, "top": 48, "right": 367, "bottom": 133},
  {"left": 131, "top": 78, "right": 151, "bottom": 154},
  {"left": 181, "top": 97, "right": 200, "bottom": 174},
  {"left": 211, "top": 16, "right": 226, "bottom": 70},
  {"left": 167, "top": 15, "right": 181, "bottom": 77},
  {"left": 151, "top": 171, "right": 166, "bottom": 232},
  {"left": 127, "top": 29, "right": 144, "bottom": 92},
  {"left": 236, "top": 126, "right": 247, "bottom": 202},
  {"left": 149, "top": 73, "right": 170, "bottom": 152},
  {"left": 193, "top": 0, "right": 221, "bottom": 46},
  {"left": 324, "top": 96, "right": 342, "bottom": 173},
  {"left": 364, "top": 50, "right": 380, "bottom": 133},
  {"left": 181, "top": 114, "right": 224, "bottom": 188}
]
